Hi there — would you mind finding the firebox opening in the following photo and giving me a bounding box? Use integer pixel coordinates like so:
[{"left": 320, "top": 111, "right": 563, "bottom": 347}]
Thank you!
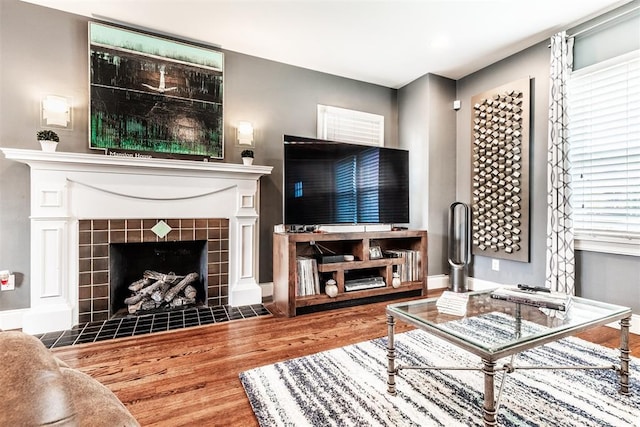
[{"left": 110, "top": 240, "right": 208, "bottom": 317}]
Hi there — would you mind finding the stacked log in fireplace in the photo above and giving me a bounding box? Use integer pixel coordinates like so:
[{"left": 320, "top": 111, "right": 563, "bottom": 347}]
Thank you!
[{"left": 125, "top": 270, "right": 199, "bottom": 314}]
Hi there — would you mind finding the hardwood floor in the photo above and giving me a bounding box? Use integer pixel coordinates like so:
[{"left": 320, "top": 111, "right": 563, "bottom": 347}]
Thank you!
[{"left": 51, "top": 296, "right": 639, "bottom": 426}]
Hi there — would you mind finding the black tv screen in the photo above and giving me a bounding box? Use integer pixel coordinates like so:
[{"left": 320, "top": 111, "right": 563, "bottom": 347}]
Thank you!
[{"left": 283, "top": 136, "right": 409, "bottom": 226}]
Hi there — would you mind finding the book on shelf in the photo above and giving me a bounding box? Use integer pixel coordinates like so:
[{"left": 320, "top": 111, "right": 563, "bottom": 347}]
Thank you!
[
  {"left": 384, "top": 249, "right": 421, "bottom": 282},
  {"left": 490, "top": 287, "right": 572, "bottom": 311},
  {"left": 296, "top": 256, "right": 320, "bottom": 297}
]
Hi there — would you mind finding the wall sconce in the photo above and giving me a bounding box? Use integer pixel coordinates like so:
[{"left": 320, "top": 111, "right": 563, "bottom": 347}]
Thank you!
[
  {"left": 236, "top": 121, "right": 254, "bottom": 146},
  {"left": 41, "top": 95, "right": 72, "bottom": 128}
]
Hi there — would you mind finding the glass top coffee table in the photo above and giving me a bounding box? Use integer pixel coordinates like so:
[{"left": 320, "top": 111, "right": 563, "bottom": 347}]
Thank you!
[{"left": 385, "top": 289, "right": 632, "bottom": 427}]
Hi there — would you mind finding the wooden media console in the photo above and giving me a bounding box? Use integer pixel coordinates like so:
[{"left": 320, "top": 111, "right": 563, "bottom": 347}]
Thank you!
[{"left": 273, "top": 230, "right": 428, "bottom": 316}]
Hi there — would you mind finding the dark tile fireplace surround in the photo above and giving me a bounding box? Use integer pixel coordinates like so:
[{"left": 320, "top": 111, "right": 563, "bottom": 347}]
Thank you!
[{"left": 78, "top": 218, "right": 230, "bottom": 324}]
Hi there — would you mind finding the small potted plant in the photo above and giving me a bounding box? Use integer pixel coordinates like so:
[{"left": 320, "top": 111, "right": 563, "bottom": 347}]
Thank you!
[
  {"left": 37, "top": 130, "right": 60, "bottom": 152},
  {"left": 241, "top": 149, "right": 254, "bottom": 166}
]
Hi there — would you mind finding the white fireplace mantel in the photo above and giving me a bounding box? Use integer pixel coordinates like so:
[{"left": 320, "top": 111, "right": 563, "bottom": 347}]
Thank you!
[{"left": 1, "top": 148, "right": 272, "bottom": 334}]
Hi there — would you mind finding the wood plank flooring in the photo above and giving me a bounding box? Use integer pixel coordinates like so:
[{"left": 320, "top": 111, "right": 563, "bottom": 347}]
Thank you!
[{"left": 51, "top": 297, "right": 640, "bottom": 426}]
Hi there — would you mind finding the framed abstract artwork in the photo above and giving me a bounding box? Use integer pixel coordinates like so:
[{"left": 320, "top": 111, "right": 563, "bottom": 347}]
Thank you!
[{"left": 89, "top": 22, "right": 224, "bottom": 159}]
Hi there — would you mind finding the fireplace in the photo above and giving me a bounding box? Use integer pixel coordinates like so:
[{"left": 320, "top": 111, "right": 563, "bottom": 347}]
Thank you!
[
  {"left": 1, "top": 148, "right": 272, "bottom": 334},
  {"left": 109, "top": 240, "right": 207, "bottom": 317},
  {"left": 78, "top": 218, "right": 229, "bottom": 323}
]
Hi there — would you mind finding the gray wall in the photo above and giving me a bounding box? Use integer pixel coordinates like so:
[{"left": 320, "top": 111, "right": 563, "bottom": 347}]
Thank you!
[
  {"left": 456, "top": 41, "right": 550, "bottom": 286},
  {"left": 427, "top": 75, "right": 458, "bottom": 276},
  {"left": 0, "top": 0, "right": 397, "bottom": 310},
  {"left": 576, "top": 251, "right": 640, "bottom": 310},
  {"left": 0, "top": 0, "right": 91, "bottom": 310},
  {"left": 455, "top": 40, "right": 640, "bottom": 313},
  {"left": 398, "top": 74, "right": 457, "bottom": 276},
  {"left": 224, "top": 51, "right": 398, "bottom": 284}
]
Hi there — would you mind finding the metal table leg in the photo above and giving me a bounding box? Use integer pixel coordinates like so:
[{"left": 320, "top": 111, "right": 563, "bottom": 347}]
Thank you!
[
  {"left": 482, "top": 359, "right": 497, "bottom": 427},
  {"left": 619, "top": 316, "right": 631, "bottom": 395},
  {"left": 387, "top": 314, "right": 397, "bottom": 396}
]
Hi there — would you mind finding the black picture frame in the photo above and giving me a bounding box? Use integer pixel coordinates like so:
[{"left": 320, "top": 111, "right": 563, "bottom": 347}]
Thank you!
[{"left": 89, "top": 22, "right": 224, "bottom": 159}]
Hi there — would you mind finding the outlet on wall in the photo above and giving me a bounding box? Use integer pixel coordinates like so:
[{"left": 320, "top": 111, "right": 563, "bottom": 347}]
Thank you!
[
  {"left": 491, "top": 259, "right": 500, "bottom": 271},
  {"left": 0, "top": 274, "right": 15, "bottom": 291}
]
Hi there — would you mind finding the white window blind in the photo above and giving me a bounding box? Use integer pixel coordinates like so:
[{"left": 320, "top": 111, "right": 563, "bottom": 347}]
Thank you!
[
  {"left": 356, "top": 148, "right": 381, "bottom": 223},
  {"left": 335, "top": 156, "right": 357, "bottom": 223},
  {"left": 317, "top": 104, "right": 384, "bottom": 146},
  {"left": 334, "top": 148, "right": 382, "bottom": 223},
  {"left": 568, "top": 51, "right": 640, "bottom": 253}
]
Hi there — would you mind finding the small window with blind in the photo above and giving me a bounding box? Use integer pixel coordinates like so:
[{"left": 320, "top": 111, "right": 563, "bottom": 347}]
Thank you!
[
  {"left": 317, "top": 105, "right": 384, "bottom": 146},
  {"left": 567, "top": 50, "right": 640, "bottom": 256}
]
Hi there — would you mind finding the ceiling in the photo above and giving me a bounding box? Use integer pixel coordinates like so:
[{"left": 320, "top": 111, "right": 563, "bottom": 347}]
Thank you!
[{"left": 22, "top": 0, "right": 631, "bottom": 88}]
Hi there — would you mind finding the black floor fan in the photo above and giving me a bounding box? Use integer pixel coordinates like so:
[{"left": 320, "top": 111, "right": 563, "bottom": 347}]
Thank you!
[{"left": 448, "top": 202, "right": 470, "bottom": 293}]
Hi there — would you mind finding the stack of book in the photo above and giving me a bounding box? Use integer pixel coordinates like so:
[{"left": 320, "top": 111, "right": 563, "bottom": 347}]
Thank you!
[
  {"left": 436, "top": 291, "right": 469, "bottom": 316},
  {"left": 490, "top": 287, "right": 572, "bottom": 311},
  {"left": 296, "top": 257, "right": 320, "bottom": 296},
  {"left": 384, "top": 249, "right": 421, "bottom": 282}
]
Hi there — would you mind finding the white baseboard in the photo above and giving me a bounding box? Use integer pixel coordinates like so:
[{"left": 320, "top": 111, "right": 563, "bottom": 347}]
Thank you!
[
  {"left": 427, "top": 274, "right": 449, "bottom": 290},
  {"left": 0, "top": 308, "right": 28, "bottom": 331},
  {"left": 260, "top": 281, "right": 274, "bottom": 299},
  {"left": 428, "top": 275, "right": 505, "bottom": 292},
  {"left": 467, "top": 277, "right": 504, "bottom": 291},
  {"left": 7, "top": 277, "right": 637, "bottom": 336},
  {"left": 428, "top": 275, "right": 502, "bottom": 292}
]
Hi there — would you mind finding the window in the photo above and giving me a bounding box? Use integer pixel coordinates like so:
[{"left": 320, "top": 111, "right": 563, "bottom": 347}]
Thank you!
[
  {"left": 334, "top": 148, "right": 382, "bottom": 223},
  {"left": 335, "top": 155, "right": 357, "bottom": 223},
  {"left": 357, "top": 149, "right": 381, "bottom": 223},
  {"left": 294, "top": 181, "right": 303, "bottom": 198},
  {"left": 568, "top": 51, "right": 640, "bottom": 256},
  {"left": 317, "top": 104, "right": 384, "bottom": 146}
]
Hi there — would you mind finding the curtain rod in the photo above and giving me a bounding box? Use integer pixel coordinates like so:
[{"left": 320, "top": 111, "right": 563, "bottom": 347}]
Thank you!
[{"left": 569, "top": 4, "right": 639, "bottom": 38}]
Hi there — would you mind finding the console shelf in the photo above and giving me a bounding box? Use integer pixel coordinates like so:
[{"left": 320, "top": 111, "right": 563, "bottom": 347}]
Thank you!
[{"left": 273, "top": 230, "right": 428, "bottom": 316}]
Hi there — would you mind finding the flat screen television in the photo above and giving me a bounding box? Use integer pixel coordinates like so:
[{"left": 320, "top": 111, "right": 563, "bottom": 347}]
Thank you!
[{"left": 283, "top": 135, "right": 409, "bottom": 226}]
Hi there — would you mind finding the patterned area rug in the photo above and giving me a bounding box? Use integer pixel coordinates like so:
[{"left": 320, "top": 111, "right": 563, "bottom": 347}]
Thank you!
[{"left": 240, "top": 317, "right": 640, "bottom": 426}]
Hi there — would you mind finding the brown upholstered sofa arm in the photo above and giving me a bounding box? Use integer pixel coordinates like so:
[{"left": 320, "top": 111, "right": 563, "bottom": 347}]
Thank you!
[{"left": 0, "top": 331, "right": 139, "bottom": 426}]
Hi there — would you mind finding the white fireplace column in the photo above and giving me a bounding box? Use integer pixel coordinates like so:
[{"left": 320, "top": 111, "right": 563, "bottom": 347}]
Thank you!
[{"left": 0, "top": 148, "right": 272, "bottom": 334}]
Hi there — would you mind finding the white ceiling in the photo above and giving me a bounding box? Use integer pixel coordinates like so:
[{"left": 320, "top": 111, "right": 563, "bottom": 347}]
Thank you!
[{"left": 22, "top": 0, "right": 631, "bottom": 88}]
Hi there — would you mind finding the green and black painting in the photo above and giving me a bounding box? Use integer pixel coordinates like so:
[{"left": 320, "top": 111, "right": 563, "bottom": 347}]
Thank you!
[{"left": 89, "top": 23, "right": 224, "bottom": 159}]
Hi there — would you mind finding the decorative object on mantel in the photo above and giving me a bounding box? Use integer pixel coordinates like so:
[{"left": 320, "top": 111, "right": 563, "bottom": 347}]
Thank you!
[
  {"left": 241, "top": 149, "right": 254, "bottom": 166},
  {"left": 36, "top": 130, "right": 59, "bottom": 152},
  {"left": 470, "top": 77, "right": 531, "bottom": 262},
  {"left": 89, "top": 22, "right": 224, "bottom": 160}
]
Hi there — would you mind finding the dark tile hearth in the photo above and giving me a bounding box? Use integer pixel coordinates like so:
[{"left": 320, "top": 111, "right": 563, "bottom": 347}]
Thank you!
[{"left": 36, "top": 304, "right": 271, "bottom": 349}]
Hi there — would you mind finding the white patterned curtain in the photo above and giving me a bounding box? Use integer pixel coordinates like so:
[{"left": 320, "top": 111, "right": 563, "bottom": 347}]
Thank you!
[{"left": 545, "top": 32, "right": 575, "bottom": 295}]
